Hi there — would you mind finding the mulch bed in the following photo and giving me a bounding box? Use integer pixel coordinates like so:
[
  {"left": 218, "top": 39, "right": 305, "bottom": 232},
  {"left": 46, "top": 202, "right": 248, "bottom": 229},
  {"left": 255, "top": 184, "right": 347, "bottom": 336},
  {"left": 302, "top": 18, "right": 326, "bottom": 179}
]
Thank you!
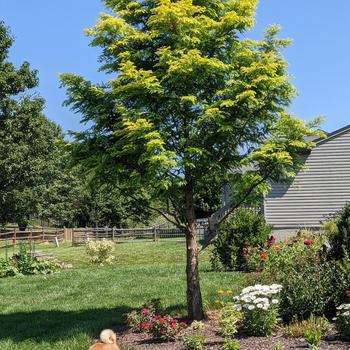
[{"left": 115, "top": 313, "right": 350, "bottom": 350}]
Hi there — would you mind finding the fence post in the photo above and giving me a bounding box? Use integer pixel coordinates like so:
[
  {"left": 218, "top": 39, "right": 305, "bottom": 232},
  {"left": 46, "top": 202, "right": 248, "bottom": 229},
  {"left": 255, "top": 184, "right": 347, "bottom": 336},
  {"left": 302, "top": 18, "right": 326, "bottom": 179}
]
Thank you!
[
  {"left": 13, "top": 228, "right": 17, "bottom": 248},
  {"left": 72, "top": 228, "right": 75, "bottom": 246},
  {"left": 42, "top": 228, "right": 45, "bottom": 241},
  {"left": 153, "top": 226, "right": 158, "bottom": 242},
  {"left": 112, "top": 227, "right": 115, "bottom": 241},
  {"left": 85, "top": 226, "right": 89, "bottom": 242}
]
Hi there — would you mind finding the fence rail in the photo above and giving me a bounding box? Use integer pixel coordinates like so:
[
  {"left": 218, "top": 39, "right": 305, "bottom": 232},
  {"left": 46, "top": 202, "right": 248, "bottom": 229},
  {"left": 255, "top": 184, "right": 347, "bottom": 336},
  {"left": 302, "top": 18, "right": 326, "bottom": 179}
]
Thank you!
[
  {"left": 0, "top": 228, "right": 64, "bottom": 248},
  {"left": 71, "top": 227, "right": 204, "bottom": 245},
  {"left": 0, "top": 225, "right": 207, "bottom": 248}
]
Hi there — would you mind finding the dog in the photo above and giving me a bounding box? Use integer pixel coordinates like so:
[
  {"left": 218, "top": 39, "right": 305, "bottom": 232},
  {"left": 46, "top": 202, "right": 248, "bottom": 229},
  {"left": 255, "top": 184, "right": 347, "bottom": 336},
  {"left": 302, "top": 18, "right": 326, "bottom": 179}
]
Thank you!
[{"left": 89, "top": 329, "right": 120, "bottom": 350}]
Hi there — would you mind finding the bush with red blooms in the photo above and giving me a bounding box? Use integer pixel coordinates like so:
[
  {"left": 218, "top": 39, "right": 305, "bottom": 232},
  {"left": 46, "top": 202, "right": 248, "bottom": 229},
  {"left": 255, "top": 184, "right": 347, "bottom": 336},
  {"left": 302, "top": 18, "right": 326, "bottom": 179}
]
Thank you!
[
  {"left": 141, "top": 314, "right": 187, "bottom": 341},
  {"left": 126, "top": 299, "right": 163, "bottom": 332}
]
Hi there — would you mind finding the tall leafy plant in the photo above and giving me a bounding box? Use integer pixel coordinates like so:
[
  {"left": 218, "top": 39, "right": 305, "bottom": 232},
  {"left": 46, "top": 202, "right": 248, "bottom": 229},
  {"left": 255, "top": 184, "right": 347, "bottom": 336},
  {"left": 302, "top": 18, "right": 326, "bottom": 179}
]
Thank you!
[{"left": 61, "top": 0, "right": 322, "bottom": 319}]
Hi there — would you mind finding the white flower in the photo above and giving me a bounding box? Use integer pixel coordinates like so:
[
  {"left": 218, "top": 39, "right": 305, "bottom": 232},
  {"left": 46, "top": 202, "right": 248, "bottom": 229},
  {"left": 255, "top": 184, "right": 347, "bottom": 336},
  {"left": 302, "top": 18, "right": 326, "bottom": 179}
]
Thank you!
[
  {"left": 272, "top": 299, "right": 279, "bottom": 304},
  {"left": 248, "top": 305, "right": 255, "bottom": 310},
  {"left": 235, "top": 305, "right": 242, "bottom": 311}
]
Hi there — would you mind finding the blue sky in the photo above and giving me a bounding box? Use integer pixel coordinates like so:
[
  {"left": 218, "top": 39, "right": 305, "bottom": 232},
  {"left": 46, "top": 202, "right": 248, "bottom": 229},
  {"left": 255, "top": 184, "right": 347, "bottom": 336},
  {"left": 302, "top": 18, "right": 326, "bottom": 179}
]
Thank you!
[{"left": 0, "top": 0, "right": 349, "bottom": 133}]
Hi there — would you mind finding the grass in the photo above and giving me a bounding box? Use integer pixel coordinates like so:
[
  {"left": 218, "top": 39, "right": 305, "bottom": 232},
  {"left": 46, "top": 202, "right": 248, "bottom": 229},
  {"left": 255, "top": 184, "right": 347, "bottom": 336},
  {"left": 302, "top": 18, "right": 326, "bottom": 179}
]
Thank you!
[{"left": 0, "top": 241, "right": 247, "bottom": 350}]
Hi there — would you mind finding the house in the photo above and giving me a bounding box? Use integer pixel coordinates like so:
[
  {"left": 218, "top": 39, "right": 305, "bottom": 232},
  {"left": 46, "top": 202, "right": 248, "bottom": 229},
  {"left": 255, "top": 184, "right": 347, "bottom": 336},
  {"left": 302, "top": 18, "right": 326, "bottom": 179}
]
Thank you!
[{"left": 264, "top": 124, "right": 350, "bottom": 235}]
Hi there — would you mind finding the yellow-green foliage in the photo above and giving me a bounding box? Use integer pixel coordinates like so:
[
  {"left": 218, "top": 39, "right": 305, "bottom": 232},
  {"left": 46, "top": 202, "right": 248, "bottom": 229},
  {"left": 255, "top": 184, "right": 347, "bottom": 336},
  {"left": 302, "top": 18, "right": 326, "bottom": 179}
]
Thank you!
[
  {"left": 61, "top": 0, "right": 323, "bottom": 255},
  {"left": 283, "top": 315, "right": 329, "bottom": 339},
  {"left": 85, "top": 239, "right": 115, "bottom": 265}
]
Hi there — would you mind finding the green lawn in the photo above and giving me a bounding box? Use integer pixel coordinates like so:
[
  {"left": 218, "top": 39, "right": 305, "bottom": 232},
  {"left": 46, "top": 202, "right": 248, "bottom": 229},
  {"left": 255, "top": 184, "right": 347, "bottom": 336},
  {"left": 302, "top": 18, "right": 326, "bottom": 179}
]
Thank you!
[{"left": 0, "top": 241, "right": 247, "bottom": 350}]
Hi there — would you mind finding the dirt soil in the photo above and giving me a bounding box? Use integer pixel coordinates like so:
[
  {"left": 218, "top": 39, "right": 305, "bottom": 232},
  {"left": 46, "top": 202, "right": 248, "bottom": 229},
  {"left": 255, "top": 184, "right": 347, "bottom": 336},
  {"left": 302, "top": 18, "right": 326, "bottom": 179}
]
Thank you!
[{"left": 115, "top": 315, "right": 350, "bottom": 350}]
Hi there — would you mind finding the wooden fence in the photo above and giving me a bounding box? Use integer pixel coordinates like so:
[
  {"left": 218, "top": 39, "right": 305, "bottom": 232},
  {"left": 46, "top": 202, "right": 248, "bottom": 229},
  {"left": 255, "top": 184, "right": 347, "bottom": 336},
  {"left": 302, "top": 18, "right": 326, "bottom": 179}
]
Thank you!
[
  {"left": 0, "top": 225, "right": 206, "bottom": 248},
  {"left": 0, "top": 228, "right": 64, "bottom": 249},
  {"left": 71, "top": 226, "right": 204, "bottom": 246}
]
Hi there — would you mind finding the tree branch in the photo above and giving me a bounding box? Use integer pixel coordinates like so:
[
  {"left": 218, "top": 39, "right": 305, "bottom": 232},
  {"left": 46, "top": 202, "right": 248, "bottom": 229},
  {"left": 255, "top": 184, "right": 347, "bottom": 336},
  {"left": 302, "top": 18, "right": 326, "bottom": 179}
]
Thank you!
[{"left": 200, "top": 170, "right": 272, "bottom": 251}]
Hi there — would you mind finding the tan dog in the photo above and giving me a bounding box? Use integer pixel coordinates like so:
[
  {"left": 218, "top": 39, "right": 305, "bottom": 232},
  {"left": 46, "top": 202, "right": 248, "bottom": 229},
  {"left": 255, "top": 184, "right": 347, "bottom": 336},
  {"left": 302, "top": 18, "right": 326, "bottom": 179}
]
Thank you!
[{"left": 89, "top": 329, "right": 120, "bottom": 350}]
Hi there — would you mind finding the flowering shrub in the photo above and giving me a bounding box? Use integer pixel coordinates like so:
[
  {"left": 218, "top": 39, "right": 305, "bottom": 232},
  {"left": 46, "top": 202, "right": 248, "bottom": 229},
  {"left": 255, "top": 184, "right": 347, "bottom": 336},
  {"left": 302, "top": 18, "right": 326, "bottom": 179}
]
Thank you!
[
  {"left": 335, "top": 303, "right": 350, "bottom": 339},
  {"left": 141, "top": 314, "right": 187, "bottom": 341},
  {"left": 85, "top": 239, "right": 115, "bottom": 265},
  {"left": 212, "top": 208, "right": 272, "bottom": 271},
  {"left": 233, "top": 284, "right": 282, "bottom": 336},
  {"left": 126, "top": 299, "right": 163, "bottom": 332},
  {"left": 259, "top": 237, "right": 345, "bottom": 323}
]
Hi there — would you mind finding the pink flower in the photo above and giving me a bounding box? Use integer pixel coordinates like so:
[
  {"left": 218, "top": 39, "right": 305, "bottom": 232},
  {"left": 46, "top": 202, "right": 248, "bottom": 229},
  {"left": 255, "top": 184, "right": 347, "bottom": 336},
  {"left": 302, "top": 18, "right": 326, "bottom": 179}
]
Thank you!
[
  {"left": 242, "top": 253, "right": 250, "bottom": 259},
  {"left": 268, "top": 235, "right": 276, "bottom": 247}
]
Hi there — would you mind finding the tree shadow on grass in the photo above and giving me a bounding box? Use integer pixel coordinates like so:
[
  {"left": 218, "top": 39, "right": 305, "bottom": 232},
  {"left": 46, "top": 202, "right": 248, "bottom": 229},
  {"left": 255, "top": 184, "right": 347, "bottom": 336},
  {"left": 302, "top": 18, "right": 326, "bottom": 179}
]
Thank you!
[
  {"left": 0, "top": 304, "right": 186, "bottom": 343},
  {"left": 0, "top": 306, "right": 132, "bottom": 343}
]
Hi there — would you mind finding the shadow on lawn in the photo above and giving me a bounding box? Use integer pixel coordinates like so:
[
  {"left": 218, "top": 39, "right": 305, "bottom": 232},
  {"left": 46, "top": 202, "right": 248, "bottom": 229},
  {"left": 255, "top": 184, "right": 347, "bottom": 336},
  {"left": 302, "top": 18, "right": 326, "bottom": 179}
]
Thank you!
[
  {"left": 0, "top": 304, "right": 185, "bottom": 343},
  {"left": 0, "top": 306, "right": 130, "bottom": 342}
]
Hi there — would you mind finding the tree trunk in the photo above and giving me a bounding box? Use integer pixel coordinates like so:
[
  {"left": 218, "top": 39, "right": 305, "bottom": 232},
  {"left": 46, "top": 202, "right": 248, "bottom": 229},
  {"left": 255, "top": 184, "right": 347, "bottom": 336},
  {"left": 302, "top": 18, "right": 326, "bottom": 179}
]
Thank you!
[{"left": 185, "top": 180, "right": 204, "bottom": 321}]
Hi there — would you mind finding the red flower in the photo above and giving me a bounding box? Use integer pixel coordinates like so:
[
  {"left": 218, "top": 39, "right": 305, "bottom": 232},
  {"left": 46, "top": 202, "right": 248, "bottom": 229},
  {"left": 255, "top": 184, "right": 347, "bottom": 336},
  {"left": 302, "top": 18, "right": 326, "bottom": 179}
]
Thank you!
[
  {"left": 242, "top": 253, "right": 250, "bottom": 259},
  {"left": 180, "top": 322, "right": 187, "bottom": 327},
  {"left": 243, "top": 247, "right": 248, "bottom": 252},
  {"left": 251, "top": 247, "right": 258, "bottom": 252},
  {"left": 345, "top": 290, "right": 350, "bottom": 296},
  {"left": 160, "top": 330, "right": 165, "bottom": 335},
  {"left": 304, "top": 239, "right": 315, "bottom": 246},
  {"left": 141, "top": 308, "right": 151, "bottom": 316}
]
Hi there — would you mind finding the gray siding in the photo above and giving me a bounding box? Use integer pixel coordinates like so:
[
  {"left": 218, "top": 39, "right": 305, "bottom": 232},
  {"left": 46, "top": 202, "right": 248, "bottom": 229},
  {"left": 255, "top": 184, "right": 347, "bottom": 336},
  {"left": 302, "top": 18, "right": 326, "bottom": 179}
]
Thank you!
[{"left": 265, "top": 128, "right": 350, "bottom": 229}]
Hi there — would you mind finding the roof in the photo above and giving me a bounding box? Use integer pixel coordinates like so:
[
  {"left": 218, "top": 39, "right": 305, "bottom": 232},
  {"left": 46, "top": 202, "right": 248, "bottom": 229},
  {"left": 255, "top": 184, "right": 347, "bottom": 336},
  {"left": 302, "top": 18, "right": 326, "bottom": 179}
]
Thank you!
[{"left": 314, "top": 124, "right": 350, "bottom": 145}]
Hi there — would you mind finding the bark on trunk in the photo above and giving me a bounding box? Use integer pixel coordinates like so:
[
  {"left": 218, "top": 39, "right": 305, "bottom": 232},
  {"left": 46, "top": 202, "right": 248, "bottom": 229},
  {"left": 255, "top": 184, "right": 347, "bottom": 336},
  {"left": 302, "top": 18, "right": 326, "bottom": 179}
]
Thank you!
[{"left": 185, "top": 180, "right": 204, "bottom": 321}]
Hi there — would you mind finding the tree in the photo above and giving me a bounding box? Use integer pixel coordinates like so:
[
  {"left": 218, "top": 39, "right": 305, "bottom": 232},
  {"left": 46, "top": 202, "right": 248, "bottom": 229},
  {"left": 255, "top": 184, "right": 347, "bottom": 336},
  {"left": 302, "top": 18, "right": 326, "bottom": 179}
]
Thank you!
[
  {"left": 71, "top": 175, "right": 156, "bottom": 228},
  {"left": 60, "top": 0, "right": 322, "bottom": 320},
  {"left": 0, "top": 22, "right": 73, "bottom": 229}
]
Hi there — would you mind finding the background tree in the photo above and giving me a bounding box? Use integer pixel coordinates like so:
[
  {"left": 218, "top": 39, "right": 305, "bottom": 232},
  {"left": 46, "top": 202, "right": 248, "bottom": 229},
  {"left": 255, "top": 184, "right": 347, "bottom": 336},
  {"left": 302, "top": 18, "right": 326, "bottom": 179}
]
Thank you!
[
  {"left": 61, "top": 0, "right": 322, "bottom": 319},
  {"left": 70, "top": 174, "right": 156, "bottom": 228},
  {"left": 0, "top": 22, "right": 75, "bottom": 229}
]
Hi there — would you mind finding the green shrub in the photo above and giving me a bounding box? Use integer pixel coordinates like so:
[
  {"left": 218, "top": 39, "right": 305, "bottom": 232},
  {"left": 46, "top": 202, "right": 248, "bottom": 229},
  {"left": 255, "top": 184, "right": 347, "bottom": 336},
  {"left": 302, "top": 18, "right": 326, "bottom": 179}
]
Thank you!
[
  {"left": 0, "top": 244, "right": 61, "bottom": 278},
  {"left": 335, "top": 303, "right": 350, "bottom": 339},
  {"left": 0, "top": 259, "right": 19, "bottom": 277},
  {"left": 329, "top": 203, "right": 350, "bottom": 260},
  {"left": 183, "top": 321, "right": 205, "bottom": 349},
  {"left": 221, "top": 338, "right": 240, "bottom": 350},
  {"left": 212, "top": 208, "right": 272, "bottom": 271},
  {"left": 218, "top": 303, "right": 242, "bottom": 336},
  {"left": 283, "top": 315, "right": 329, "bottom": 338},
  {"left": 272, "top": 342, "right": 285, "bottom": 350},
  {"left": 86, "top": 239, "right": 115, "bottom": 265},
  {"left": 304, "top": 327, "right": 322, "bottom": 348},
  {"left": 322, "top": 219, "right": 338, "bottom": 236},
  {"left": 184, "top": 334, "right": 206, "bottom": 350}
]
